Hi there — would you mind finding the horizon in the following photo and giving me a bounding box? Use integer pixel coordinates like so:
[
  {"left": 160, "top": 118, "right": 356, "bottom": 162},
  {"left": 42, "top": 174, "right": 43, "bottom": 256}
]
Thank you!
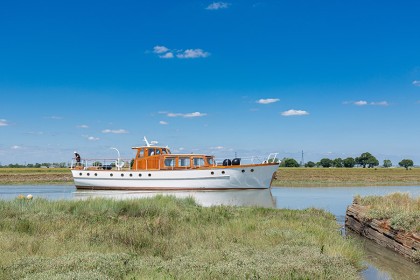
[{"left": 1, "top": 1, "right": 419, "bottom": 165}]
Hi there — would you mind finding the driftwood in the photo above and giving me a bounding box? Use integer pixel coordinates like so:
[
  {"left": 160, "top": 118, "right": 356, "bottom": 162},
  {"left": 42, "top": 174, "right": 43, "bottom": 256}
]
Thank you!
[{"left": 345, "top": 203, "right": 420, "bottom": 264}]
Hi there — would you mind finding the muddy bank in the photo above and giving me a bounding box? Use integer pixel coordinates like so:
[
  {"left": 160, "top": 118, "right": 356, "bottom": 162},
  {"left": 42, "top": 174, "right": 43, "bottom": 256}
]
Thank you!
[{"left": 346, "top": 203, "right": 420, "bottom": 263}]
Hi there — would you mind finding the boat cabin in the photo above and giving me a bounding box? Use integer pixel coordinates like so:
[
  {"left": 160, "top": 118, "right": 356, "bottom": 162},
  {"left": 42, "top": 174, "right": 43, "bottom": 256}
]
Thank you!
[{"left": 131, "top": 146, "right": 215, "bottom": 170}]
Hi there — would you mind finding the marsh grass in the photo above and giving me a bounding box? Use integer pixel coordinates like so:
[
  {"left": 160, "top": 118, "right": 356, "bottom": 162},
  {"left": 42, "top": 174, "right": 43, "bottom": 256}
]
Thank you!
[
  {"left": 0, "top": 196, "right": 363, "bottom": 279},
  {"left": 273, "top": 167, "right": 420, "bottom": 187},
  {"left": 354, "top": 192, "right": 420, "bottom": 232}
]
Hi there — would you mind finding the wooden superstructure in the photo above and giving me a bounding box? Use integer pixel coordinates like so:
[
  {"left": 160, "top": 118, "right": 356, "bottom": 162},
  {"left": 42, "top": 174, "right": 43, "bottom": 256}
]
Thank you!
[{"left": 131, "top": 146, "right": 215, "bottom": 170}]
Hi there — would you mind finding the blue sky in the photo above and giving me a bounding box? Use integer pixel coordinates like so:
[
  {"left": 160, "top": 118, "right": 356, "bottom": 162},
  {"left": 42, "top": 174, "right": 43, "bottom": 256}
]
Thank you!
[{"left": 0, "top": 0, "right": 419, "bottom": 165}]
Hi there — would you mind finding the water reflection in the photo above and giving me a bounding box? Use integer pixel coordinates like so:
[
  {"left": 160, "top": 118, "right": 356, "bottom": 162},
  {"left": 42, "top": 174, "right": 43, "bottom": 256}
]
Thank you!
[
  {"left": 349, "top": 232, "right": 420, "bottom": 280},
  {"left": 74, "top": 189, "right": 276, "bottom": 208}
]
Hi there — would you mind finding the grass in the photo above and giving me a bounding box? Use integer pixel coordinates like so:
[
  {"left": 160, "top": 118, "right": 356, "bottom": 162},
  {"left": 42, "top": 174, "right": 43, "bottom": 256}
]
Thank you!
[
  {"left": 272, "top": 167, "right": 420, "bottom": 187},
  {"left": 0, "top": 196, "right": 364, "bottom": 279},
  {"left": 354, "top": 192, "right": 420, "bottom": 233}
]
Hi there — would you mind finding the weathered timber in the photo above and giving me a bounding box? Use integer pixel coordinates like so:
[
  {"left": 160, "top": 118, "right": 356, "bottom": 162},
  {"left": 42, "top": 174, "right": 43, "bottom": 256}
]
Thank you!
[{"left": 346, "top": 203, "right": 420, "bottom": 264}]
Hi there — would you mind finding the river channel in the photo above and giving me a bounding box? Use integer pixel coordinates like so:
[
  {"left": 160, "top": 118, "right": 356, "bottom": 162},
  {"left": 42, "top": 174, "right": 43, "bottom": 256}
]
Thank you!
[{"left": 0, "top": 185, "right": 419, "bottom": 279}]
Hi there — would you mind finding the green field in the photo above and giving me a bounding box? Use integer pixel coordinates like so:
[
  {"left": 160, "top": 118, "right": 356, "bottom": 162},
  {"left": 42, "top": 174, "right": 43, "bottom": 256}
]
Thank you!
[
  {"left": 272, "top": 167, "right": 420, "bottom": 187},
  {"left": 0, "top": 196, "right": 363, "bottom": 279}
]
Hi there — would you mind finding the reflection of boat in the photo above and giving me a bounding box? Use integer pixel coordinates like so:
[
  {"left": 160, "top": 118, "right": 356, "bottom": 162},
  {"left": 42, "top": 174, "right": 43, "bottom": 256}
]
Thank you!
[
  {"left": 71, "top": 137, "right": 279, "bottom": 191},
  {"left": 74, "top": 189, "right": 276, "bottom": 208}
]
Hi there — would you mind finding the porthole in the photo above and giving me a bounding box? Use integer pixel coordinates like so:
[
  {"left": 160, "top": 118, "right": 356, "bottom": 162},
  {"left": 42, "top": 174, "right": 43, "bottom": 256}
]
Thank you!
[
  {"left": 222, "top": 171, "right": 225, "bottom": 175},
  {"left": 148, "top": 173, "right": 152, "bottom": 177},
  {"left": 211, "top": 171, "right": 214, "bottom": 175},
  {"left": 251, "top": 169, "right": 254, "bottom": 172},
  {"left": 94, "top": 173, "right": 97, "bottom": 176},
  {"left": 79, "top": 173, "right": 82, "bottom": 176},
  {"left": 129, "top": 174, "right": 133, "bottom": 177},
  {"left": 139, "top": 173, "right": 142, "bottom": 177},
  {"left": 87, "top": 173, "right": 90, "bottom": 176},
  {"left": 110, "top": 173, "right": 113, "bottom": 177},
  {"left": 241, "top": 170, "right": 245, "bottom": 173},
  {"left": 121, "top": 173, "right": 124, "bottom": 177}
]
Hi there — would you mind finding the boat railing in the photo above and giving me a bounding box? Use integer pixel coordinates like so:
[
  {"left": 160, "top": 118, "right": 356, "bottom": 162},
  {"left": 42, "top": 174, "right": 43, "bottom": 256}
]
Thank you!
[
  {"left": 71, "top": 158, "right": 132, "bottom": 171},
  {"left": 215, "top": 153, "right": 280, "bottom": 166}
]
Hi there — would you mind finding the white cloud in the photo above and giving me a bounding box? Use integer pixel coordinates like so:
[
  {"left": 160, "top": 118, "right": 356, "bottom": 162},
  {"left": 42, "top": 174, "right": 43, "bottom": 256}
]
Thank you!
[
  {"left": 176, "top": 49, "right": 210, "bottom": 59},
  {"left": 354, "top": 100, "right": 368, "bottom": 106},
  {"left": 159, "top": 121, "right": 168, "bottom": 125},
  {"left": 87, "top": 136, "right": 100, "bottom": 141},
  {"left": 153, "top": 45, "right": 169, "bottom": 54},
  {"left": 257, "top": 98, "right": 280, "bottom": 104},
  {"left": 102, "top": 129, "right": 129, "bottom": 134},
  {"left": 412, "top": 80, "right": 420, "bottom": 86},
  {"left": 46, "top": 116, "right": 63, "bottom": 120},
  {"left": 212, "top": 146, "right": 224, "bottom": 150},
  {"left": 77, "top": 124, "right": 89, "bottom": 128},
  {"left": 11, "top": 145, "right": 21, "bottom": 149},
  {"left": 159, "top": 52, "right": 174, "bottom": 59},
  {"left": 281, "top": 109, "right": 309, "bottom": 116},
  {"left": 166, "top": 112, "right": 207, "bottom": 118},
  {"left": 152, "top": 46, "right": 210, "bottom": 59},
  {"left": 370, "top": 101, "right": 389, "bottom": 106},
  {"left": 0, "top": 119, "right": 9, "bottom": 126},
  {"left": 348, "top": 100, "right": 389, "bottom": 106},
  {"left": 206, "top": 2, "right": 230, "bottom": 10}
]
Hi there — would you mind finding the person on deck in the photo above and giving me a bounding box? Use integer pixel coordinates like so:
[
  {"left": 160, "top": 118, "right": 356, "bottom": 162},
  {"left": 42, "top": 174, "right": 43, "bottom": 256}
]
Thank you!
[{"left": 74, "top": 151, "right": 81, "bottom": 166}]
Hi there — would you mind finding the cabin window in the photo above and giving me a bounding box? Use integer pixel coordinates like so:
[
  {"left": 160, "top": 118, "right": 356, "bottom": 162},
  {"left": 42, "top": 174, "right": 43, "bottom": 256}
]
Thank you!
[
  {"left": 148, "top": 148, "right": 156, "bottom": 156},
  {"left": 193, "top": 157, "right": 205, "bottom": 167},
  {"left": 162, "top": 148, "right": 171, "bottom": 154},
  {"left": 156, "top": 149, "right": 161, "bottom": 155},
  {"left": 207, "top": 157, "right": 214, "bottom": 165},
  {"left": 138, "top": 149, "right": 144, "bottom": 158},
  {"left": 178, "top": 157, "right": 191, "bottom": 167},
  {"left": 164, "top": 157, "right": 175, "bottom": 167}
]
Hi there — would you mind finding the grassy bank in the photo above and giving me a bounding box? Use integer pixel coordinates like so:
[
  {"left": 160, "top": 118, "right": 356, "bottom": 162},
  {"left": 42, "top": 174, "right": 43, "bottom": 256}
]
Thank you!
[
  {"left": 0, "top": 168, "right": 73, "bottom": 185},
  {"left": 350, "top": 193, "right": 420, "bottom": 263},
  {"left": 272, "top": 167, "right": 420, "bottom": 187},
  {"left": 354, "top": 192, "right": 420, "bottom": 233},
  {"left": 0, "top": 196, "right": 363, "bottom": 279}
]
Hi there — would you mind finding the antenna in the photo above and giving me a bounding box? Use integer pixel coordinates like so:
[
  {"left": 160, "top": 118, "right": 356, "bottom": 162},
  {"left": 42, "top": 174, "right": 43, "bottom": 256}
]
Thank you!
[
  {"left": 143, "top": 136, "right": 150, "bottom": 147},
  {"left": 300, "top": 150, "right": 304, "bottom": 166}
]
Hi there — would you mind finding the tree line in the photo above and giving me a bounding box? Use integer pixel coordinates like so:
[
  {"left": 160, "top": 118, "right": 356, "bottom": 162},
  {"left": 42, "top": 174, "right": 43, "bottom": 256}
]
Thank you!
[
  {"left": 0, "top": 162, "right": 68, "bottom": 168},
  {"left": 280, "top": 152, "right": 415, "bottom": 170}
]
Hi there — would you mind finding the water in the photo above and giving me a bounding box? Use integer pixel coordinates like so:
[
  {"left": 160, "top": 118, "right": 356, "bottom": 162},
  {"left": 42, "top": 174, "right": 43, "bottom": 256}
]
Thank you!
[{"left": 1, "top": 185, "right": 419, "bottom": 279}]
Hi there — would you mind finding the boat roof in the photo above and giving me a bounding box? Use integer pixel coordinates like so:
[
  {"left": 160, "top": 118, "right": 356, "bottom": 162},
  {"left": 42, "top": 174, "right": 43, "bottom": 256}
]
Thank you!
[{"left": 131, "top": 146, "right": 169, "bottom": 149}]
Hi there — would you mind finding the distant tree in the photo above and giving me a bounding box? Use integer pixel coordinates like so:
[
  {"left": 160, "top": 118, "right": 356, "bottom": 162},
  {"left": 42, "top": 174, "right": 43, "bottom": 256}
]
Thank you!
[
  {"left": 398, "top": 159, "right": 414, "bottom": 170},
  {"left": 383, "top": 159, "right": 392, "bottom": 168},
  {"left": 343, "top": 157, "right": 356, "bottom": 168},
  {"left": 93, "top": 161, "right": 103, "bottom": 167},
  {"left": 280, "top": 158, "right": 300, "bottom": 167},
  {"left": 304, "top": 161, "right": 316, "bottom": 168},
  {"left": 332, "top": 158, "right": 343, "bottom": 168},
  {"left": 355, "top": 152, "right": 378, "bottom": 168},
  {"left": 319, "top": 158, "right": 333, "bottom": 168}
]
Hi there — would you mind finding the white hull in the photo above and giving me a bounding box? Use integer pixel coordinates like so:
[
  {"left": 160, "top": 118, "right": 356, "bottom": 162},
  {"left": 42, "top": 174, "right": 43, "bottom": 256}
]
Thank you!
[{"left": 72, "top": 164, "right": 278, "bottom": 190}]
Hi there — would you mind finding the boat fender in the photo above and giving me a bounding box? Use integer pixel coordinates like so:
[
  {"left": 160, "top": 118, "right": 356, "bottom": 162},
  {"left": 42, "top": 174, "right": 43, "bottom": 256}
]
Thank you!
[
  {"left": 232, "top": 158, "right": 241, "bottom": 165},
  {"left": 223, "top": 159, "right": 232, "bottom": 166}
]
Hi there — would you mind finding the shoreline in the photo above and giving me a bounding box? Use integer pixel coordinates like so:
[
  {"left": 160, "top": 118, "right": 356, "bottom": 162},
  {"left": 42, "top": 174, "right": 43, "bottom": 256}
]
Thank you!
[{"left": 1, "top": 167, "right": 420, "bottom": 186}]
